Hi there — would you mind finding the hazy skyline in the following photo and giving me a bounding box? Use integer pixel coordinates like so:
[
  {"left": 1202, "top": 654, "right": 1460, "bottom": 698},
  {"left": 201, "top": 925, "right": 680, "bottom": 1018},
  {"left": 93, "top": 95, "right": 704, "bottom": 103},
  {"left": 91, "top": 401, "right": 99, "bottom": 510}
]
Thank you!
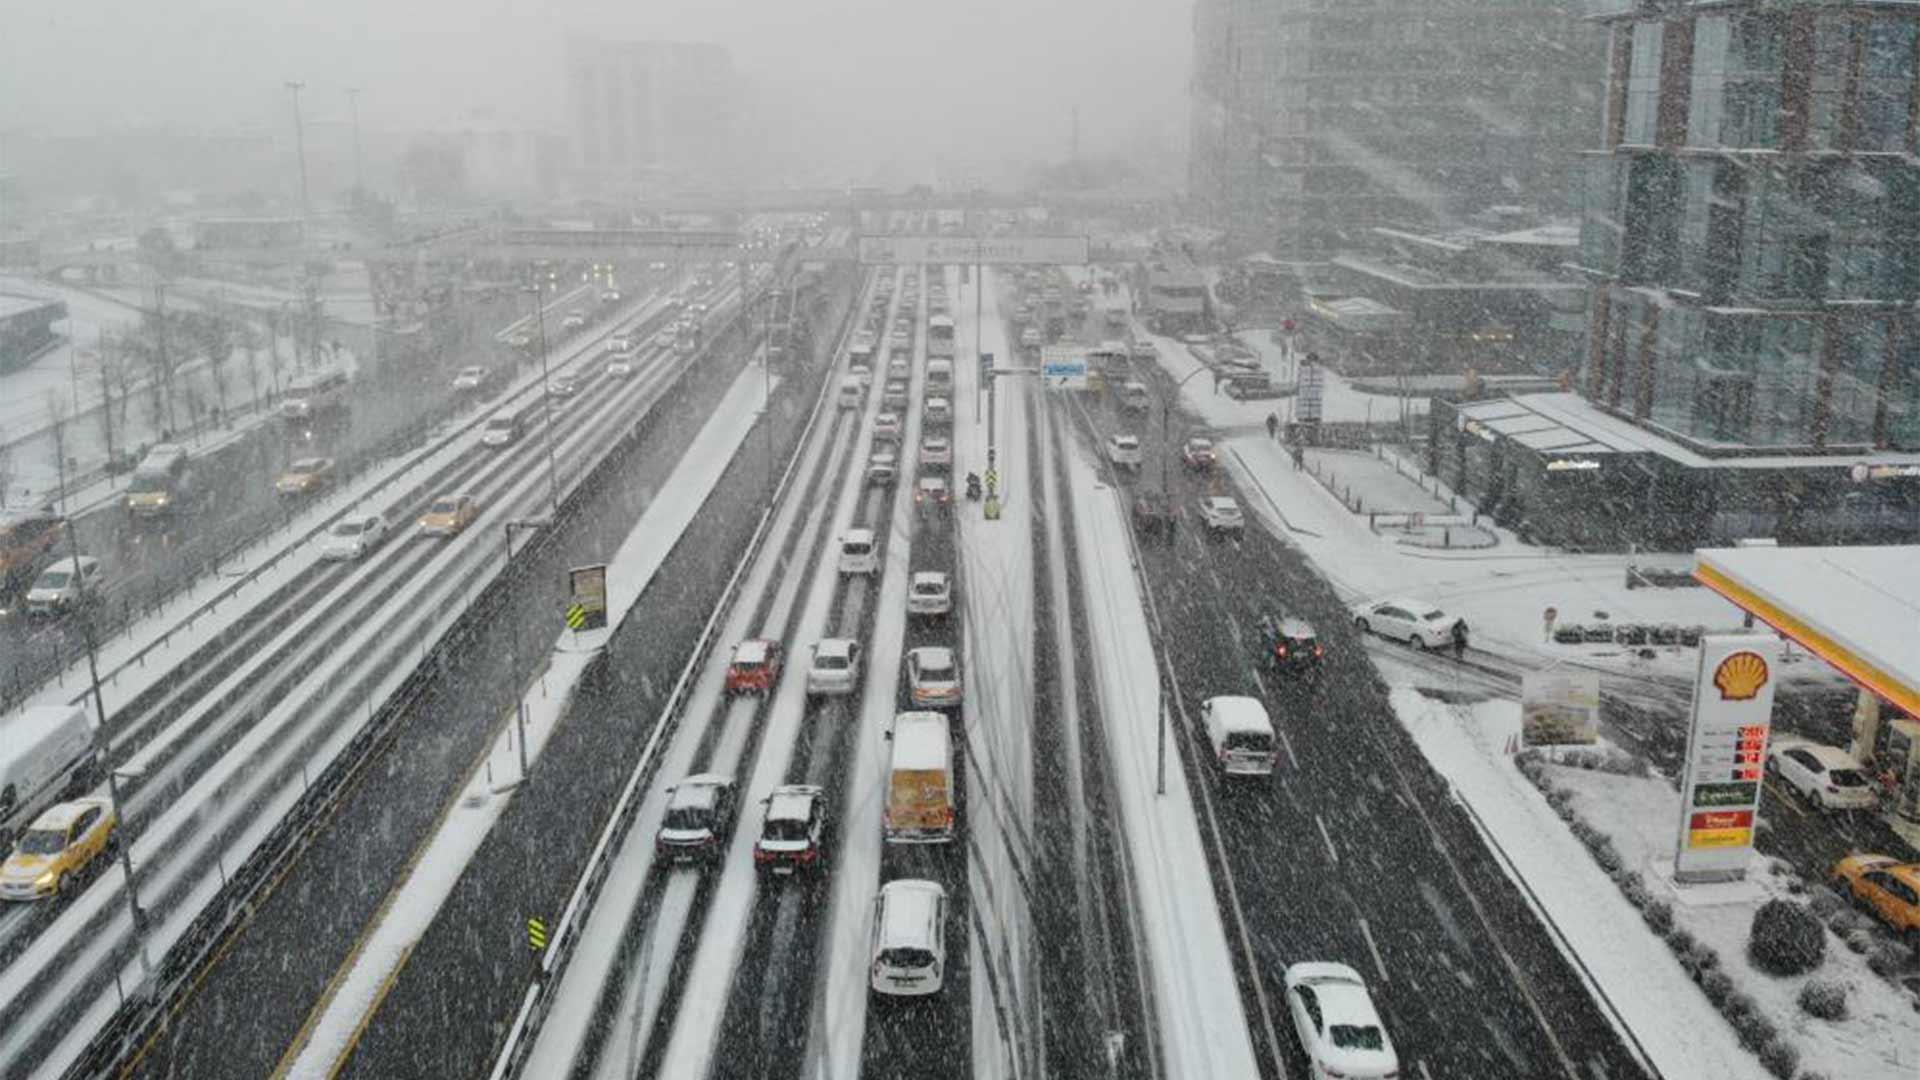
[{"left": 1, "top": 0, "right": 1190, "bottom": 181}]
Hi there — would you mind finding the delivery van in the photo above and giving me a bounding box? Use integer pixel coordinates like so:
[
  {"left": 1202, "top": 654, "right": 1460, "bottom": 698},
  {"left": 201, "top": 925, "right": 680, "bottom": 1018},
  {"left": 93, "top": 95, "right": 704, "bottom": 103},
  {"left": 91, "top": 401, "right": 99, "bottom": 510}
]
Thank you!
[
  {"left": 0, "top": 703, "right": 99, "bottom": 845},
  {"left": 883, "top": 711, "right": 955, "bottom": 843},
  {"left": 1202, "top": 695, "right": 1278, "bottom": 777}
]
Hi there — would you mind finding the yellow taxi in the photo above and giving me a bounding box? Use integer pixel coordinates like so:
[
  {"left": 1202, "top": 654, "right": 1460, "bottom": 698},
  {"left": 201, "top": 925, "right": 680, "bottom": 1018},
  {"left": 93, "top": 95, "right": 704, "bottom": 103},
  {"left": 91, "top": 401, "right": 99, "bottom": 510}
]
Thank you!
[
  {"left": 417, "top": 493, "right": 480, "bottom": 538},
  {"left": 274, "top": 456, "right": 337, "bottom": 498},
  {"left": 0, "top": 798, "right": 117, "bottom": 901},
  {"left": 1831, "top": 853, "right": 1920, "bottom": 946}
]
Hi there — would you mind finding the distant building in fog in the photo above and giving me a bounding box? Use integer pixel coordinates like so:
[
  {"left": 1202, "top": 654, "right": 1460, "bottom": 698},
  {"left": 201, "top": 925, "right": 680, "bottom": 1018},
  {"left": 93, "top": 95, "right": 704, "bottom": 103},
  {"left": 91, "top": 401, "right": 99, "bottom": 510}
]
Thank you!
[
  {"left": 1188, "top": 0, "right": 1603, "bottom": 255},
  {"left": 565, "top": 38, "right": 737, "bottom": 197}
]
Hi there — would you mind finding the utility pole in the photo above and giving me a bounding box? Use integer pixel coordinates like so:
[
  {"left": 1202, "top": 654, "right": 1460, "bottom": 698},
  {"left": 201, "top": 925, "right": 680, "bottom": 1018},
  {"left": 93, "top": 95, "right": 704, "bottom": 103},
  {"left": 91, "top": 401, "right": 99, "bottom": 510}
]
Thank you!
[
  {"left": 285, "top": 81, "right": 311, "bottom": 223},
  {"left": 346, "top": 87, "right": 365, "bottom": 192},
  {"left": 521, "top": 283, "right": 559, "bottom": 519},
  {"left": 154, "top": 283, "right": 176, "bottom": 435}
]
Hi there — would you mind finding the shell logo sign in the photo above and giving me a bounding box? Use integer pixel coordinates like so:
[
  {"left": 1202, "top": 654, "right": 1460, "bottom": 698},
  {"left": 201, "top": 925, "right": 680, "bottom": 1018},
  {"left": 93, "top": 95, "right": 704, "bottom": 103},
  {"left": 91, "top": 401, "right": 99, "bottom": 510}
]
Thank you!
[{"left": 1712, "top": 650, "right": 1770, "bottom": 701}]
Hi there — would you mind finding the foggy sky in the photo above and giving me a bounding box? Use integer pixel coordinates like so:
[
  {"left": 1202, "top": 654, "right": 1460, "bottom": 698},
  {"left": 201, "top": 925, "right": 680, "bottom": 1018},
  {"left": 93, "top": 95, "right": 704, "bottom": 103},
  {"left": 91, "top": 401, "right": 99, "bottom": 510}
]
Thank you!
[{"left": 1, "top": 0, "right": 1189, "bottom": 180}]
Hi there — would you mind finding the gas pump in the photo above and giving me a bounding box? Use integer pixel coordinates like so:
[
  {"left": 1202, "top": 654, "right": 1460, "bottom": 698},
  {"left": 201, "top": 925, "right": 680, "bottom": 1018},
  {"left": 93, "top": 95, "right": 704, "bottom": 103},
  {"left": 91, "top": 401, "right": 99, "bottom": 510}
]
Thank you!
[{"left": 1883, "top": 719, "right": 1920, "bottom": 822}]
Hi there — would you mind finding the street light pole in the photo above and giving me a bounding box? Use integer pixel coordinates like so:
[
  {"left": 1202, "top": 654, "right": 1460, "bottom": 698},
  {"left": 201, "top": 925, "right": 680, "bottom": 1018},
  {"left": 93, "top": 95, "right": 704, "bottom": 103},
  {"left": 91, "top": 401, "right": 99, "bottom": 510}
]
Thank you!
[
  {"left": 284, "top": 81, "right": 310, "bottom": 223},
  {"left": 346, "top": 87, "right": 364, "bottom": 192},
  {"left": 1159, "top": 365, "right": 1211, "bottom": 499},
  {"left": 522, "top": 284, "right": 560, "bottom": 519},
  {"left": 501, "top": 518, "right": 548, "bottom": 785}
]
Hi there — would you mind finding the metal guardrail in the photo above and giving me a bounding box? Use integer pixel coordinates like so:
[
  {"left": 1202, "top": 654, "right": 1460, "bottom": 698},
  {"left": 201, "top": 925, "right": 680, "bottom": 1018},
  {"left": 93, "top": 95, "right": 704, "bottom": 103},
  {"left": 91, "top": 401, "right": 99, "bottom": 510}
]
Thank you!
[
  {"left": 49, "top": 275, "right": 764, "bottom": 1079},
  {"left": 486, "top": 254, "right": 862, "bottom": 1080}
]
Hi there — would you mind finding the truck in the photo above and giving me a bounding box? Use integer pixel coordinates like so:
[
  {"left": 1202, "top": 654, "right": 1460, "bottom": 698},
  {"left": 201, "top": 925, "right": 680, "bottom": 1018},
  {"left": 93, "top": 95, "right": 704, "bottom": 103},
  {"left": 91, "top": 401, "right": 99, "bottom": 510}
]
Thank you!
[
  {"left": 0, "top": 509, "right": 64, "bottom": 599},
  {"left": 883, "top": 712, "right": 955, "bottom": 843},
  {"left": 0, "top": 703, "right": 99, "bottom": 847}
]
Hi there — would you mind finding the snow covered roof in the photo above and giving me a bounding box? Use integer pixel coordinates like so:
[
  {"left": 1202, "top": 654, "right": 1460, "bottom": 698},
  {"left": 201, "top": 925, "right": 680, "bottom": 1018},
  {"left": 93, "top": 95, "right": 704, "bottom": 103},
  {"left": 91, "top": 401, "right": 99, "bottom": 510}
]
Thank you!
[{"left": 1694, "top": 545, "right": 1920, "bottom": 718}]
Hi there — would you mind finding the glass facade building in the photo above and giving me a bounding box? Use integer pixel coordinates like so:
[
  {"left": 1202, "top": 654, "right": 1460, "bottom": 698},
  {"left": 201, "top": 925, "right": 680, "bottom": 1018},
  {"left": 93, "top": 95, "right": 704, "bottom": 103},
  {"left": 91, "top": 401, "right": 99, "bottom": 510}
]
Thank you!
[{"left": 1575, "top": 1, "right": 1920, "bottom": 455}]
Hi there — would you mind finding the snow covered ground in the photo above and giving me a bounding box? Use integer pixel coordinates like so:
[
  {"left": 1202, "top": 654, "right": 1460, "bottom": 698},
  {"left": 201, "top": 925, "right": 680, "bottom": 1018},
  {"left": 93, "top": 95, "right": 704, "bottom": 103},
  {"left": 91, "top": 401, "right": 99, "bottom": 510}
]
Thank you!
[
  {"left": 279, "top": 359, "right": 776, "bottom": 1078},
  {"left": 1389, "top": 686, "right": 1919, "bottom": 1080}
]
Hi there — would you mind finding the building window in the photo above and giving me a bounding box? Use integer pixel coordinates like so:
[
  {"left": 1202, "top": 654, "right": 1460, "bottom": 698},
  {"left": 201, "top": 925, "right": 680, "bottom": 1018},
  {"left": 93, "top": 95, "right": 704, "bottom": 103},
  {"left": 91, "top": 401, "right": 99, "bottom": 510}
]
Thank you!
[
  {"left": 1624, "top": 21, "right": 1664, "bottom": 145},
  {"left": 1692, "top": 316, "right": 1823, "bottom": 449},
  {"left": 1650, "top": 306, "right": 1704, "bottom": 435},
  {"left": 1621, "top": 154, "right": 1682, "bottom": 285},
  {"left": 1858, "top": 15, "right": 1918, "bottom": 153},
  {"left": 1889, "top": 329, "right": 1920, "bottom": 450},
  {"left": 1807, "top": 15, "right": 1854, "bottom": 151},
  {"left": 1740, "top": 169, "right": 1829, "bottom": 302},
  {"left": 1690, "top": 13, "right": 1785, "bottom": 149},
  {"left": 1678, "top": 159, "right": 1746, "bottom": 301},
  {"left": 1826, "top": 318, "right": 1889, "bottom": 447}
]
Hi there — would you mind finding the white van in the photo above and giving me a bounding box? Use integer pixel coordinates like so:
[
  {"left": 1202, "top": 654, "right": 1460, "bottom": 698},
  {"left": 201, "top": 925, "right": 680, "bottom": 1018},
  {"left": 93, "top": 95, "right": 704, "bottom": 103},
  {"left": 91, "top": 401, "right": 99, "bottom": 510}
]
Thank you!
[
  {"left": 869, "top": 878, "right": 949, "bottom": 997},
  {"left": 884, "top": 711, "right": 955, "bottom": 843},
  {"left": 1202, "top": 696, "right": 1278, "bottom": 777},
  {"left": 26, "top": 556, "right": 102, "bottom": 616},
  {"left": 480, "top": 407, "right": 525, "bottom": 448},
  {"left": 838, "top": 528, "right": 878, "bottom": 575},
  {"left": 838, "top": 376, "right": 865, "bottom": 410},
  {"left": 925, "top": 358, "right": 953, "bottom": 394},
  {"left": 0, "top": 704, "right": 99, "bottom": 843}
]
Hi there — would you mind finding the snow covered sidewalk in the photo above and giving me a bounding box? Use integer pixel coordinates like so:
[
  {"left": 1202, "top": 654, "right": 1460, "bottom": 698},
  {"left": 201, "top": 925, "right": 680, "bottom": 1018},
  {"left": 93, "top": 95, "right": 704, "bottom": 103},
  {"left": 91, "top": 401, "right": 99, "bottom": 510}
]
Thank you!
[{"left": 277, "top": 360, "right": 776, "bottom": 1078}]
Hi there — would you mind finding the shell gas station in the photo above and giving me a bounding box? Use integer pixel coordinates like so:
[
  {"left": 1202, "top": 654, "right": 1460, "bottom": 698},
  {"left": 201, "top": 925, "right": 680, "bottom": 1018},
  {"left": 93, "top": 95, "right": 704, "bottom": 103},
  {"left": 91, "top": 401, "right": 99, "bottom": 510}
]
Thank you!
[{"left": 1693, "top": 545, "right": 1920, "bottom": 850}]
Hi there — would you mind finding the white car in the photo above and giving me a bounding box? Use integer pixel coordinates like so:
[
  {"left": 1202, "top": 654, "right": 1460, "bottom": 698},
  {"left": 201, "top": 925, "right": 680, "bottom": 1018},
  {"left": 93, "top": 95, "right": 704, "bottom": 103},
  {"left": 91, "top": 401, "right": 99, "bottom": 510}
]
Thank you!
[
  {"left": 452, "top": 365, "right": 490, "bottom": 392},
  {"left": 1351, "top": 598, "right": 1461, "bottom": 650},
  {"left": 920, "top": 436, "right": 952, "bottom": 468},
  {"left": 1106, "top": 434, "right": 1142, "bottom": 470},
  {"left": 868, "top": 450, "right": 899, "bottom": 486},
  {"left": 806, "top": 638, "right": 863, "bottom": 697},
  {"left": 923, "top": 397, "right": 952, "bottom": 426},
  {"left": 850, "top": 363, "right": 873, "bottom": 387},
  {"left": 560, "top": 310, "right": 588, "bottom": 331},
  {"left": 907, "top": 571, "right": 952, "bottom": 617},
  {"left": 1767, "top": 740, "right": 1876, "bottom": 811},
  {"left": 905, "top": 646, "right": 961, "bottom": 709},
  {"left": 874, "top": 413, "right": 903, "bottom": 441},
  {"left": 887, "top": 357, "right": 910, "bottom": 380},
  {"left": 1020, "top": 327, "right": 1042, "bottom": 349},
  {"left": 1199, "top": 496, "right": 1244, "bottom": 535},
  {"left": 606, "top": 351, "right": 640, "bottom": 378},
  {"left": 1284, "top": 962, "right": 1400, "bottom": 1080},
  {"left": 25, "top": 556, "right": 102, "bottom": 616},
  {"left": 319, "top": 512, "right": 388, "bottom": 561},
  {"left": 547, "top": 372, "right": 580, "bottom": 398}
]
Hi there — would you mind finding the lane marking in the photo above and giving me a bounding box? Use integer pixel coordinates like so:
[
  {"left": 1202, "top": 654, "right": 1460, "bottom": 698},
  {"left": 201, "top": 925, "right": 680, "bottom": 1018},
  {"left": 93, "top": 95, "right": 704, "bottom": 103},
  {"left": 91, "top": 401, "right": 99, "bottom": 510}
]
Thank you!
[
  {"left": 1275, "top": 722, "right": 1299, "bottom": 772},
  {"left": 1356, "top": 916, "right": 1389, "bottom": 984},
  {"left": 1418, "top": 1060, "right": 1434, "bottom": 1080},
  {"left": 1314, "top": 814, "right": 1339, "bottom": 864}
]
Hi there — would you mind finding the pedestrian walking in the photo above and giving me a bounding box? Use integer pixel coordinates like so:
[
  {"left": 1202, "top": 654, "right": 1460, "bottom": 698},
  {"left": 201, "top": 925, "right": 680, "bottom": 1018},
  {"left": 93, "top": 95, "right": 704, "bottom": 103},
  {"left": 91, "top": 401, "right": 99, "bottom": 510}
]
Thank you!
[
  {"left": 1451, "top": 620, "right": 1470, "bottom": 660},
  {"left": 1266, "top": 412, "right": 1279, "bottom": 441}
]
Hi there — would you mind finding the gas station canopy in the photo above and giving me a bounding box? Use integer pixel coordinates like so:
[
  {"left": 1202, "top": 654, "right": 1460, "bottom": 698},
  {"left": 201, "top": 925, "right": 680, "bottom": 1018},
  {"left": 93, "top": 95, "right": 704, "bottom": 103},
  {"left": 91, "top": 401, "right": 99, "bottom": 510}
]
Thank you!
[{"left": 1694, "top": 545, "right": 1920, "bottom": 719}]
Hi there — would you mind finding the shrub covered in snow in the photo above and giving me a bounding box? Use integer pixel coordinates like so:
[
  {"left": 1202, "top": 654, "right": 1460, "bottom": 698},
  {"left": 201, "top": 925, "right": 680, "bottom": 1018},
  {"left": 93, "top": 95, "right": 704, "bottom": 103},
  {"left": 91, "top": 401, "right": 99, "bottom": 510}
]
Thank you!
[
  {"left": 1688, "top": 941, "right": 1719, "bottom": 973},
  {"left": 1748, "top": 900, "right": 1826, "bottom": 976},
  {"left": 1643, "top": 897, "right": 1674, "bottom": 934},
  {"left": 1701, "top": 970, "right": 1734, "bottom": 1005},
  {"left": 1730, "top": 1003, "right": 1777, "bottom": 1051},
  {"left": 1867, "top": 941, "right": 1908, "bottom": 976},
  {"left": 1757, "top": 1038, "right": 1799, "bottom": 1079},
  {"left": 1797, "top": 978, "right": 1849, "bottom": 1021}
]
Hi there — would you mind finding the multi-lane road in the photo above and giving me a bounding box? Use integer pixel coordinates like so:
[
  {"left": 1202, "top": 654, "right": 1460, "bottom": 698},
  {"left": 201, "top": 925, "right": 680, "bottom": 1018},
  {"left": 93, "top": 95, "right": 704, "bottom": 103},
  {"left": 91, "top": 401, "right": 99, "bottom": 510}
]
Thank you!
[{"left": 0, "top": 219, "right": 1685, "bottom": 1080}]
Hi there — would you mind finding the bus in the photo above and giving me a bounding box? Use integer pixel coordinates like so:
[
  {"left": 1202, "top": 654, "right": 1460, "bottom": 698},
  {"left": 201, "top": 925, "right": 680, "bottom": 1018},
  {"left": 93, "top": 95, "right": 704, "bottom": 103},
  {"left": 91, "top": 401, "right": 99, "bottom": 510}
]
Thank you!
[{"left": 926, "top": 314, "right": 955, "bottom": 361}]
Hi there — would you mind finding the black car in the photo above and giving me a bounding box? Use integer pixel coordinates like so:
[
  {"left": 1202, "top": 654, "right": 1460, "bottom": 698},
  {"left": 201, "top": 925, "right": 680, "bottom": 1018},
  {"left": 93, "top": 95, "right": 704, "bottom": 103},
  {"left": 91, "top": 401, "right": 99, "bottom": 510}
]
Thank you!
[
  {"left": 753, "top": 784, "right": 828, "bottom": 878},
  {"left": 1132, "top": 490, "right": 1176, "bottom": 537},
  {"left": 1258, "top": 614, "right": 1323, "bottom": 673},
  {"left": 655, "top": 774, "right": 738, "bottom": 863}
]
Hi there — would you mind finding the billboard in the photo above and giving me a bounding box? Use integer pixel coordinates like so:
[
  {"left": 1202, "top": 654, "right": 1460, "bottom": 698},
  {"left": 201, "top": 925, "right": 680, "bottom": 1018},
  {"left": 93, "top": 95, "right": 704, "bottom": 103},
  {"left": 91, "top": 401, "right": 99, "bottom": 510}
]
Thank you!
[
  {"left": 858, "top": 235, "right": 1090, "bottom": 266},
  {"left": 1040, "top": 346, "right": 1089, "bottom": 390},
  {"left": 1673, "top": 634, "right": 1779, "bottom": 883},
  {"left": 1520, "top": 669, "right": 1600, "bottom": 747}
]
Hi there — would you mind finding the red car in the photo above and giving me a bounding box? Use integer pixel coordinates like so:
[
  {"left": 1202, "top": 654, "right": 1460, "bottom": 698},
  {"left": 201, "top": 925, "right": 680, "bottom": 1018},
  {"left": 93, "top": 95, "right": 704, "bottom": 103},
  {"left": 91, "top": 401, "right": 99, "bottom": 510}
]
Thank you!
[
  {"left": 1182, "top": 437, "right": 1218, "bottom": 470},
  {"left": 725, "top": 639, "right": 784, "bottom": 695}
]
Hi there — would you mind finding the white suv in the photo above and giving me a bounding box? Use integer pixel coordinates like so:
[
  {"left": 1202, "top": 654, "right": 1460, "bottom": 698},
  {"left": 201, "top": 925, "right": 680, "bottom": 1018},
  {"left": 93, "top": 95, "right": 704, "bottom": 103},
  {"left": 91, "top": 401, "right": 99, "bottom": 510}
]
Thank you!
[
  {"left": 907, "top": 571, "right": 952, "bottom": 617},
  {"left": 1106, "top": 434, "right": 1142, "bottom": 470},
  {"left": 1199, "top": 496, "right": 1244, "bottom": 535},
  {"left": 806, "top": 638, "right": 863, "bottom": 698}
]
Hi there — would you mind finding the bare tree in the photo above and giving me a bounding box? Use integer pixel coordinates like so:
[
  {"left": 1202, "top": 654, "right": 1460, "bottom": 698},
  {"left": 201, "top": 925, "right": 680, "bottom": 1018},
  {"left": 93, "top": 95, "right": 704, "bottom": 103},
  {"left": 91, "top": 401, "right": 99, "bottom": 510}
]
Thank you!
[
  {"left": 91, "top": 333, "right": 119, "bottom": 471},
  {"left": 240, "top": 321, "right": 265, "bottom": 415},
  {"left": 191, "top": 310, "right": 237, "bottom": 427},
  {"left": 44, "top": 390, "right": 71, "bottom": 515},
  {"left": 0, "top": 422, "right": 13, "bottom": 507}
]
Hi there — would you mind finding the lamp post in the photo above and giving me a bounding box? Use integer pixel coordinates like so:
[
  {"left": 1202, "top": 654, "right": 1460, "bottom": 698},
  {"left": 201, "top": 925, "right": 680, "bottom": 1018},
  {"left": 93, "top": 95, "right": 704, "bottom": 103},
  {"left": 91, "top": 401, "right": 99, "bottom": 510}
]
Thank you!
[
  {"left": 501, "top": 518, "right": 549, "bottom": 786},
  {"left": 284, "top": 81, "right": 310, "bottom": 223},
  {"left": 519, "top": 283, "right": 560, "bottom": 519},
  {"left": 1155, "top": 364, "right": 1210, "bottom": 797}
]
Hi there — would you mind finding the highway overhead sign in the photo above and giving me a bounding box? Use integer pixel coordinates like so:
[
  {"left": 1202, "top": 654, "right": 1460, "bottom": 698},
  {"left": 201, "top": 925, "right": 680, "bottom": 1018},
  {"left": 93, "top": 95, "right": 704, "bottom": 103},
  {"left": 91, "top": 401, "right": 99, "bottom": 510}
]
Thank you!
[
  {"left": 859, "top": 235, "right": 1090, "bottom": 266},
  {"left": 1040, "top": 346, "right": 1089, "bottom": 390}
]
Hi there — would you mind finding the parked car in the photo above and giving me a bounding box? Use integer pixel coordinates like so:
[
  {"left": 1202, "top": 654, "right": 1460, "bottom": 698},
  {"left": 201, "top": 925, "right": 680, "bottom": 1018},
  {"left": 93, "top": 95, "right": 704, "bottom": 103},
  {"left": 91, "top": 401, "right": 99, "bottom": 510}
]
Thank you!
[
  {"left": 807, "top": 638, "right": 863, "bottom": 698},
  {"left": 725, "top": 639, "right": 784, "bottom": 695},
  {"left": 1199, "top": 496, "right": 1245, "bottom": 536},
  {"left": 1258, "top": 613, "right": 1323, "bottom": 674},
  {"left": 1182, "top": 437, "right": 1218, "bottom": 470},
  {"left": 907, "top": 571, "right": 952, "bottom": 617},
  {"left": 1132, "top": 491, "right": 1176, "bottom": 536},
  {"left": 905, "top": 646, "right": 961, "bottom": 709},
  {"left": 0, "top": 798, "right": 116, "bottom": 901},
  {"left": 655, "top": 774, "right": 737, "bottom": 864},
  {"left": 1283, "top": 962, "right": 1400, "bottom": 1080},
  {"left": 274, "top": 457, "right": 336, "bottom": 498},
  {"left": 319, "top": 512, "right": 389, "bottom": 561},
  {"left": 1350, "top": 598, "right": 1462, "bottom": 651},
  {"left": 1767, "top": 741, "right": 1876, "bottom": 811},
  {"left": 417, "top": 493, "right": 480, "bottom": 538},
  {"left": 753, "top": 784, "right": 827, "bottom": 878},
  {"left": 1106, "top": 434, "right": 1143, "bottom": 470}
]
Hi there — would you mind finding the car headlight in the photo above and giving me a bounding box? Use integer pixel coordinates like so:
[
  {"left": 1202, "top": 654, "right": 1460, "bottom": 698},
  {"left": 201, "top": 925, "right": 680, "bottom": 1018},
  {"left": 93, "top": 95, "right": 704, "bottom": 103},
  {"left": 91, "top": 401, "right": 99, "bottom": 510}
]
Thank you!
[{"left": 34, "top": 871, "right": 56, "bottom": 889}]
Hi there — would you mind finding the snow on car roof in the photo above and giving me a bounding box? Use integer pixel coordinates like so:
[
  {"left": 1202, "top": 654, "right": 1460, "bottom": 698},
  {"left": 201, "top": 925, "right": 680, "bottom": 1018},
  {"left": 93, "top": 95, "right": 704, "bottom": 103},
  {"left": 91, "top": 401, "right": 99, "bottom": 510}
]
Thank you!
[
  {"left": 890, "top": 712, "right": 950, "bottom": 767},
  {"left": 1207, "top": 496, "right": 1239, "bottom": 509},
  {"left": 733, "top": 639, "right": 772, "bottom": 663},
  {"left": 911, "top": 571, "right": 948, "bottom": 588},
  {"left": 765, "top": 788, "right": 817, "bottom": 823},
  {"left": 669, "top": 774, "right": 730, "bottom": 809},
  {"left": 30, "top": 798, "right": 107, "bottom": 830},
  {"left": 1208, "top": 695, "right": 1272, "bottom": 733},
  {"left": 815, "top": 637, "right": 855, "bottom": 659},
  {"left": 912, "top": 645, "right": 955, "bottom": 670}
]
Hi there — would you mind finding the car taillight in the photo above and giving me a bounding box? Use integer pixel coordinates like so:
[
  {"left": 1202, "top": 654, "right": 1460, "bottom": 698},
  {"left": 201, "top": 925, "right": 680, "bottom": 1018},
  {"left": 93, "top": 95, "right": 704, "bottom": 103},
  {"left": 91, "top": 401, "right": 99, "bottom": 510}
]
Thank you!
[
  {"left": 799, "top": 847, "right": 819, "bottom": 862},
  {"left": 1314, "top": 644, "right": 1324, "bottom": 657},
  {"left": 754, "top": 847, "right": 772, "bottom": 862},
  {"left": 941, "top": 807, "right": 954, "bottom": 826},
  {"left": 1276, "top": 644, "right": 1288, "bottom": 657}
]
